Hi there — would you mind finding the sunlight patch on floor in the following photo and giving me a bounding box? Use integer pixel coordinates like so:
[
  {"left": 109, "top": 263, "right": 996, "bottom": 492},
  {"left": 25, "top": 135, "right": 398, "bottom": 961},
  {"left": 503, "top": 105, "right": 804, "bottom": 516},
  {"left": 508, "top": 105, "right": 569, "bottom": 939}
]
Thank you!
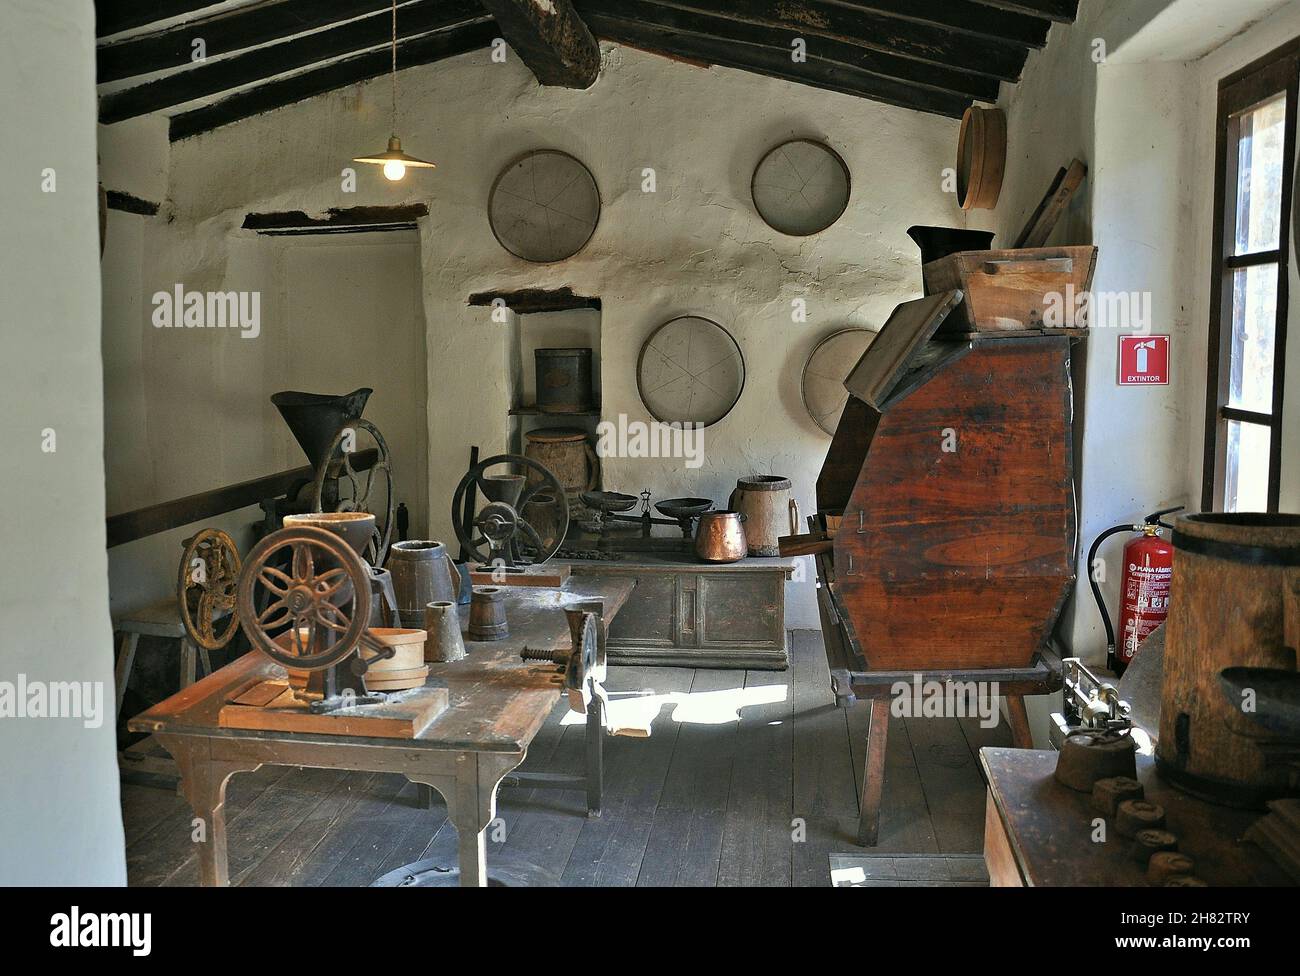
[{"left": 559, "top": 683, "right": 789, "bottom": 730}]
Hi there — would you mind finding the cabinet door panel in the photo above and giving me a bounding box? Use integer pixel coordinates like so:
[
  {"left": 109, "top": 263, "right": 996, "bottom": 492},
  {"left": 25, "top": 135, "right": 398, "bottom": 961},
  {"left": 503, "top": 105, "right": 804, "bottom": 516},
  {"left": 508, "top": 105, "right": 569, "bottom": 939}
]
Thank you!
[
  {"left": 607, "top": 574, "right": 678, "bottom": 647},
  {"left": 699, "top": 574, "right": 781, "bottom": 647}
]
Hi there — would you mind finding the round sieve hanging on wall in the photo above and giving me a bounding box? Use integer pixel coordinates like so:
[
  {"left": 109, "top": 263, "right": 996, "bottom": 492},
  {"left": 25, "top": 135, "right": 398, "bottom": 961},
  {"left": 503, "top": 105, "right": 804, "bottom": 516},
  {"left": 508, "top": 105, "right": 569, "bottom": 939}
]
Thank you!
[
  {"left": 488, "top": 149, "right": 601, "bottom": 263},
  {"left": 800, "top": 328, "right": 877, "bottom": 435},
  {"left": 637, "top": 316, "right": 745, "bottom": 428},
  {"left": 751, "top": 139, "right": 851, "bottom": 236}
]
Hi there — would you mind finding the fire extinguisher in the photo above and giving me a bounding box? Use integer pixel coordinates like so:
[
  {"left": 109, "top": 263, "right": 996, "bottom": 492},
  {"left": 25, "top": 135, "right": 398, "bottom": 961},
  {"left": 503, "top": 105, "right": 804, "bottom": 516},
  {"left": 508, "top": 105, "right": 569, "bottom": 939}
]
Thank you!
[{"left": 1086, "top": 506, "right": 1183, "bottom": 676}]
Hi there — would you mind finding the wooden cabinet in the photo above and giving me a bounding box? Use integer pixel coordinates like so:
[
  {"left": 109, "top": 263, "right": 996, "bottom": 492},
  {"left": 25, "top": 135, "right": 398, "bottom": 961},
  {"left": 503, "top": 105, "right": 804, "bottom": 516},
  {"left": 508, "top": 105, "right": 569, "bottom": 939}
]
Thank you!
[{"left": 568, "top": 559, "right": 791, "bottom": 669}]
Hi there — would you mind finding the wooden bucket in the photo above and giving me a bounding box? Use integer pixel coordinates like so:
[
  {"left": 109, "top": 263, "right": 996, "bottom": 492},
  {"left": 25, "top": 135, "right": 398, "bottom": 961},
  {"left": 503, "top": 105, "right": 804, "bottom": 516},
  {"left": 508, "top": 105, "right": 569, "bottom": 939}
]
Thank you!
[
  {"left": 282, "top": 627, "right": 429, "bottom": 692},
  {"left": 729, "top": 475, "right": 792, "bottom": 557},
  {"left": 1157, "top": 513, "right": 1300, "bottom": 806}
]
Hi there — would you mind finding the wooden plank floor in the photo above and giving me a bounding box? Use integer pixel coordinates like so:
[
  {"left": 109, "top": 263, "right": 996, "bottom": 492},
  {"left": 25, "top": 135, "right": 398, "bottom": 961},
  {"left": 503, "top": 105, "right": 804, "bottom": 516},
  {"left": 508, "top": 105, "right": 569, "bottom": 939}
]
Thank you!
[{"left": 121, "top": 629, "right": 1012, "bottom": 887}]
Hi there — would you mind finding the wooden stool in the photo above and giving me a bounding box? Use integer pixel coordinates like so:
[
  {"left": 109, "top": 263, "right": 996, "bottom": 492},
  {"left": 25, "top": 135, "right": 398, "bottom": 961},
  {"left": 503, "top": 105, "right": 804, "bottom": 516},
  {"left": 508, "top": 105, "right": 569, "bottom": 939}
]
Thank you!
[
  {"left": 829, "top": 654, "right": 1061, "bottom": 847},
  {"left": 113, "top": 597, "right": 222, "bottom": 720}
]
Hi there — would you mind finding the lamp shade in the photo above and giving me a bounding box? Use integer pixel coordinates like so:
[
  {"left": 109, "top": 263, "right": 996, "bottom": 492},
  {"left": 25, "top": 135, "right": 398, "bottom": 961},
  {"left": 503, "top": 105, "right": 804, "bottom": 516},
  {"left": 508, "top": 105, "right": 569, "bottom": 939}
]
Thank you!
[{"left": 353, "top": 135, "right": 435, "bottom": 169}]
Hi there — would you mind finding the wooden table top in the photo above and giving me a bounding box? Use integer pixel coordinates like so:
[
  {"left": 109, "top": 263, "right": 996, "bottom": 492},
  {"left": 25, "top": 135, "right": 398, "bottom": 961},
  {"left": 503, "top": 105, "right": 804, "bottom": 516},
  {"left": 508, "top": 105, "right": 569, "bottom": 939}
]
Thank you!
[
  {"left": 981, "top": 747, "right": 1291, "bottom": 886},
  {"left": 128, "top": 577, "right": 635, "bottom": 754}
]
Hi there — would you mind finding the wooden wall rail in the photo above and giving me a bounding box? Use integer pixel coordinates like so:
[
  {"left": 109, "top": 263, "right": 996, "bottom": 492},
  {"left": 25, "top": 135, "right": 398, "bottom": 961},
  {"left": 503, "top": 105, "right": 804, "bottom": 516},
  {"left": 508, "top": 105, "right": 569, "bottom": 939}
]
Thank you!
[{"left": 105, "top": 449, "right": 378, "bottom": 548}]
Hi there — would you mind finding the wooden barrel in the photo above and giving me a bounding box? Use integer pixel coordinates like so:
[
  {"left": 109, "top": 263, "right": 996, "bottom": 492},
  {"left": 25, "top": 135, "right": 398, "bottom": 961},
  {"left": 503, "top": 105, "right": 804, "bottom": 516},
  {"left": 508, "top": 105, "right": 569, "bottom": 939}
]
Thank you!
[
  {"left": 1157, "top": 513, "right": 1300, "bottom": 806},
  {"left": 388, "top": 540, "right": 460, "bottom": 628},
  {"left": 728, "top": 475, "right": 792, "bottom": 556}
]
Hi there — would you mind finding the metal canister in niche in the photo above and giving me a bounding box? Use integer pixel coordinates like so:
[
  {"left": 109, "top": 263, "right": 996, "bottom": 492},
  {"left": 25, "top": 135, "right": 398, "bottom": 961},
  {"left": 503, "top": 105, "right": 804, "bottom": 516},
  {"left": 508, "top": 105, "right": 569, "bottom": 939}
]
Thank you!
[{"left": 535, "top": 347, "right": 594, "bottom": 413}]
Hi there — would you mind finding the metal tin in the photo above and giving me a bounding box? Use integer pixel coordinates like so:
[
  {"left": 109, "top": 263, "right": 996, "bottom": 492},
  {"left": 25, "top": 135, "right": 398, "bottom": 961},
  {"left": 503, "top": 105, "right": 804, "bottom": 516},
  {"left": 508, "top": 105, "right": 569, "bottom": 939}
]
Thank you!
[{"left": 535, "top": 348, "right": 594, "bottom": 413}]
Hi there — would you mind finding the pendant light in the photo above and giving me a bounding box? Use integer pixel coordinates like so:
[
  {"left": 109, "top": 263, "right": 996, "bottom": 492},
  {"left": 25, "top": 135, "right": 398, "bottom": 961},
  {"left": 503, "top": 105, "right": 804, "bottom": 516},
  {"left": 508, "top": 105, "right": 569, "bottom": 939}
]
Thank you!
[{"left": 353, "top": 0, "right": 434, "bottom": 181}]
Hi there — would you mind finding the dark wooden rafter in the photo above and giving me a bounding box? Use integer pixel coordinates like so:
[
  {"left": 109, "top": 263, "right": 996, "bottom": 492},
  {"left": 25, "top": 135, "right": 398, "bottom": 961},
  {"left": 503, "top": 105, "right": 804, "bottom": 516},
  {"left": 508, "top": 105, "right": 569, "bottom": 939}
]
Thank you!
[
  {"left": 584, "top": 15, "right": 970, "bottom": 117},
  {"left": 105, "top": 190, "right": 161, "bottom": 215},
  {"left": 976, "top": 0, "right": 1079, "bottom": 23},
  {"left": 100, "top": 0, "right": 486, "bottom": 123},
  {"left": 169, "top": 21, "right": 497, "bottom": 140},
  {"left": 590, "top": 0, "right": 1029, "bottom": 81},
  {"left": 478, "top": 0, "right": 601, "bottom": 88},
  {"left": 811, "top": 0, "right": 1050, "bottom": 48},
  {"left": 95, "top": 0, "right": 222, "bottom": 39},
  {"left": 98, "top": 0, "right": 403, "bottom": 83},
  {"left": 578, "top": 0, "right": 999, "bottom": 103}
]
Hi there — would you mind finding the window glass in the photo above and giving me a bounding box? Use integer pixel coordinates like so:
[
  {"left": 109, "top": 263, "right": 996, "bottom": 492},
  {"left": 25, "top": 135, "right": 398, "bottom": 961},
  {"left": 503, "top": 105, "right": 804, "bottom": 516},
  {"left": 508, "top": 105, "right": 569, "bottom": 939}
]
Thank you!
[
  {"left": 1233, "top": 93, "right": 1285, "bottom": 255},
  {"left": 1224, "top": 420, "right": 1270, "bottom": 512},
  {"left": 1227, "top": 263, "right": 1278, "bottom": 412}
]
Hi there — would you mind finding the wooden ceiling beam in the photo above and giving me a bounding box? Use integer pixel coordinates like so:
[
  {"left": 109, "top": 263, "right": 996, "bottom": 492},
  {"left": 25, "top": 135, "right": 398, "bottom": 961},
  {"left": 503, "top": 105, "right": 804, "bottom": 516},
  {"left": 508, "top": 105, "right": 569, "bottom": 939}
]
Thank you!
[
  {"left": 586, "top": 14, "right": 970, "bottom": 118},
  {"left": 98, "top": 0, "right": 400, "bottom": 83},
  {"left": 477, "top": 0, "right": 601, "bottom": 88},
  {"left": 100, "top": 0, "right": 485, "bottom": 123},
  {"left": 818, "top": 0, "right": 1050, "bottom": 48},
  {"left": 598, "top": 0, "right": 1028, "bottom": 81},
  {"left": 579, "top": 0, "right": 998, "bottom": 102},
  {"left": 169, "top": 20, "right": 497, "bottom": 140},
  {"left": 972, "top": 0, "right": 1078, "bottom": 23},
  {"left": 95, "top": 0, "right": 225, "bottom": 39}
]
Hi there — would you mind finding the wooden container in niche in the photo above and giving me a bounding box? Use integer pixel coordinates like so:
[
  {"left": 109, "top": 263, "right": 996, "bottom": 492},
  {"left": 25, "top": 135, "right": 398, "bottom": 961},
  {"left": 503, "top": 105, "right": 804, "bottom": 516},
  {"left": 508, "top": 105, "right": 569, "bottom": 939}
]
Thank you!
[{"left": 956, "top": 105, "right": 1006, "bottom": 211}]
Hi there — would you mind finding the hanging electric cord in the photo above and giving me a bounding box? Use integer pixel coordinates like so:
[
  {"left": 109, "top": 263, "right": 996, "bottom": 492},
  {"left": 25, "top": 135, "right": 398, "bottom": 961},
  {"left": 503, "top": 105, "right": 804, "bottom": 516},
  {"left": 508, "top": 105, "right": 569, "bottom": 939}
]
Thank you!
[{"left": 1086, "top": 505, "right": 1183, "bottom": 668}]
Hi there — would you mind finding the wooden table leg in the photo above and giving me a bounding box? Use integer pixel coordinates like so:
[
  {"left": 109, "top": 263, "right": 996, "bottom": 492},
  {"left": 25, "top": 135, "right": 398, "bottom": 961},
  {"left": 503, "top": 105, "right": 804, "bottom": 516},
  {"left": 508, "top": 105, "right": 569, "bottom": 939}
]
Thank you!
[
  {"left": 411, "top": 752, "right": 523, "bottom": 887},
  {"left": 114, "top": 632, "right": 138, "bottom": 719},
  {"left": 856, "top": 697, "right": 891, "bottom": 847},
  {"left": 585, "top": 683, "right": 603, "bottom": 818},
  {"left": 1005, "top": 695, "right": 1033, "bottom": 748},
  {"left": 159, "top": 735, "right": 261, "bottom": 887}
]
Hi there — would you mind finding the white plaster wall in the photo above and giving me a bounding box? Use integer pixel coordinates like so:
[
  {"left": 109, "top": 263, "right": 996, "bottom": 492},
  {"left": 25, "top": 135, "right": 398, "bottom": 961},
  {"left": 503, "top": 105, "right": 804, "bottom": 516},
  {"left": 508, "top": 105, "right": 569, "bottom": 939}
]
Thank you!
[
  {"left": 104, "top": 41, "right": 962, "bottom": 617},
  {"left": 0, "top": 0, "right": 126, "bottom": 885},
  {"left": 103, "top": 228, "right": 427, "bottom": 614}
]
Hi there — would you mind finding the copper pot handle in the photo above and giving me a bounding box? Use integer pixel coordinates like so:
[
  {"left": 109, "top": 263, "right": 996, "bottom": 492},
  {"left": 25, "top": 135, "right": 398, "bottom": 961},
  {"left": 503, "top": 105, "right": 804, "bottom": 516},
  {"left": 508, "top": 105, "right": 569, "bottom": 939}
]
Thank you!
[{"left": 583, "top": 440, "right": 600, "bottom": 491}]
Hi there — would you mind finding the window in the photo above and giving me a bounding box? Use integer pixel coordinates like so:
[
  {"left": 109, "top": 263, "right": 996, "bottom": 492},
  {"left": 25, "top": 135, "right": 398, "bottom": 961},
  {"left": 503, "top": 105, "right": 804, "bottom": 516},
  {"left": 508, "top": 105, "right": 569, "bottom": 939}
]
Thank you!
[{"left": 1203, "top": 43, "right": 1298, "bottom": 512}]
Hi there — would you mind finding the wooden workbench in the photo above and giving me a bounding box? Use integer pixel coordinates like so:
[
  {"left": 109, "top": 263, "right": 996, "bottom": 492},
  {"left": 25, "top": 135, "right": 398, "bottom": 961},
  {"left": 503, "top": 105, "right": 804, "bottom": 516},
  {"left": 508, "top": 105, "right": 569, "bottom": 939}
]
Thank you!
[
  {"left": 128, "top": 577, "right": 634, "bottom": 888},
  {"left": 980, "top": 747, "right": 1291, "bottom": 886}
]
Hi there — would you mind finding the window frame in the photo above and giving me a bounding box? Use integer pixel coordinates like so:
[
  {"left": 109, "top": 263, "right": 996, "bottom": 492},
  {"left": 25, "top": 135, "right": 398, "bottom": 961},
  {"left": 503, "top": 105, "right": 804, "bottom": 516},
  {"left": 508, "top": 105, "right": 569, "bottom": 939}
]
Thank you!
[{"left": 1202, "top": 41, "right": 1299, "bottom": 513}]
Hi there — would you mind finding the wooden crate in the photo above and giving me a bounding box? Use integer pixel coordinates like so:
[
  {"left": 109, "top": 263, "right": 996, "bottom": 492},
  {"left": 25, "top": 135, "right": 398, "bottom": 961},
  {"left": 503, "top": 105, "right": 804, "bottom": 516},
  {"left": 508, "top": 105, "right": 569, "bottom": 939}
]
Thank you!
[{"left": 922, "top": 245, "right": 1097, "bottom": 334}]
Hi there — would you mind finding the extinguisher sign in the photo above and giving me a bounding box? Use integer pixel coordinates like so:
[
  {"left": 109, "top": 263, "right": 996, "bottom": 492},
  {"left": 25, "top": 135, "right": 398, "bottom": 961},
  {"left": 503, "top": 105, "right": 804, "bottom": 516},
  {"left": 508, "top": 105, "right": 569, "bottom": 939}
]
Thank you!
[{"left": 1118, "top": 334, "right": 1170, "bottom": 385}]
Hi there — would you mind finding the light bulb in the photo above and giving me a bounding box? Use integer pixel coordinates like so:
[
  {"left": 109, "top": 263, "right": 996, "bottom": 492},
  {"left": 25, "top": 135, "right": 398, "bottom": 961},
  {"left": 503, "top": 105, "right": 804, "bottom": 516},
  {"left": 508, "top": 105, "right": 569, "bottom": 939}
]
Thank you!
[{"left": 383, "top": 160, "right": 406, "bottom": 181}]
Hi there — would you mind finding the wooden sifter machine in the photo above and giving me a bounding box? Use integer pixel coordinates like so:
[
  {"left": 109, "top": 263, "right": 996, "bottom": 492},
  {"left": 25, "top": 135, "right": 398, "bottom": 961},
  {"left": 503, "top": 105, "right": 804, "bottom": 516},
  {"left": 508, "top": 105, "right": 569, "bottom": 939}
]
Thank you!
[{"left": 782, "top": 247, "right": 1094, "bottom": 844}]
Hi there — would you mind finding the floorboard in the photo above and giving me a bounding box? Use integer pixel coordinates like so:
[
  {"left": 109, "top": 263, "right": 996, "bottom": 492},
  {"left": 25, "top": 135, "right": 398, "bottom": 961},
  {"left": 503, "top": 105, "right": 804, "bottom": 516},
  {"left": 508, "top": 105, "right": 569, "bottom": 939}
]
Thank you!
[{"left": 121, "top": 628, "right": 1014, "bottom": 886}]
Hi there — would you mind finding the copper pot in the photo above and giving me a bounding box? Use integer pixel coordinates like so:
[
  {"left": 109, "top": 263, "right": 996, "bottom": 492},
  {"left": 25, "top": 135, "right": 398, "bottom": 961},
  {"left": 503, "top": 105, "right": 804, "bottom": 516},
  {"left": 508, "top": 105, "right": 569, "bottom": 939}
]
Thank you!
[{"left": 695, "top": 511, "right": 748, "bottom": 563}]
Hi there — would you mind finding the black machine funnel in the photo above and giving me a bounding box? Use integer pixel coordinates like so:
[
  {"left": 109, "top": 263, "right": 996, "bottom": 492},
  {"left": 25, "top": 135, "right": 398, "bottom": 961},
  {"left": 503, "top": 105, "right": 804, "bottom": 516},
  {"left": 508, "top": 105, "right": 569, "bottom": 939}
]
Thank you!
[
  {"left": 272, "top": 388, "right": 372, "bottom": 467},
  {"left": 906, "top": 225, "right": 996, "bottom": 265}
]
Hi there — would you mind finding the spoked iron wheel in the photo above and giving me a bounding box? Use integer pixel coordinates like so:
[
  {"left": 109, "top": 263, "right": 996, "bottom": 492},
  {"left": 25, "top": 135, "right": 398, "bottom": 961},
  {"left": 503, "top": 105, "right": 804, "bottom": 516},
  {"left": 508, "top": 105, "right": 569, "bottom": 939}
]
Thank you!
[
  {"left": 450, "top": 453, "right": 568, "bottom": 566},
  {"left": 310, "top": 418, "right": 394, "bottom": 565},
  {"left": 236, "top": 525, "right": 371, "bottom": 671}
]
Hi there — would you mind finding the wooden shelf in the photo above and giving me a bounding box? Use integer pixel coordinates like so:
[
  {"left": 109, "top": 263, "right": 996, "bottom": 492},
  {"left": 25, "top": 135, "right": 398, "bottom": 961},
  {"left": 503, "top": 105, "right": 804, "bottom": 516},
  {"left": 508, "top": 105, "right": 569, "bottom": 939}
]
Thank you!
[{"left": 509, "top": 405, "right": 601, "bottom": 417}]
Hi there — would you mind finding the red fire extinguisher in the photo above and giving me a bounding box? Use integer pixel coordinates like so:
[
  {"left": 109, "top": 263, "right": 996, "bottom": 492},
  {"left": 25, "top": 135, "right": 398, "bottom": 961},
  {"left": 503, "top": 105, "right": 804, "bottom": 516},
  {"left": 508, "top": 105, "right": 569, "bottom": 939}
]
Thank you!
[{"left": 1087, "top": 506, "right": 1182, "bottom": 676}]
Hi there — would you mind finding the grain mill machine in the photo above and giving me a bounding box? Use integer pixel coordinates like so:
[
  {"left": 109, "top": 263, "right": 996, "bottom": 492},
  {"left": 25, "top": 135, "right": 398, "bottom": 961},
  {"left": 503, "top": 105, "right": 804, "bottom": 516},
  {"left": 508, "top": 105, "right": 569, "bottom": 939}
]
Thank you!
[
  {"left": 266, "top": 388, "right": 394, "bottom": 564},
  {"left": 218, "top": 510, "right": 447, "bottom": 736}
]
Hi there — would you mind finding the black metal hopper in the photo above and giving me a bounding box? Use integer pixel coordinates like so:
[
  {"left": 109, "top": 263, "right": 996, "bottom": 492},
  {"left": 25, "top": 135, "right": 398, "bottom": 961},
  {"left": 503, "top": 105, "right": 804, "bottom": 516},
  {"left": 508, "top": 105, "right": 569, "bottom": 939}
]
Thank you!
[{"left": 271, "top": 388, "right": 372, "bottom": 468}]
